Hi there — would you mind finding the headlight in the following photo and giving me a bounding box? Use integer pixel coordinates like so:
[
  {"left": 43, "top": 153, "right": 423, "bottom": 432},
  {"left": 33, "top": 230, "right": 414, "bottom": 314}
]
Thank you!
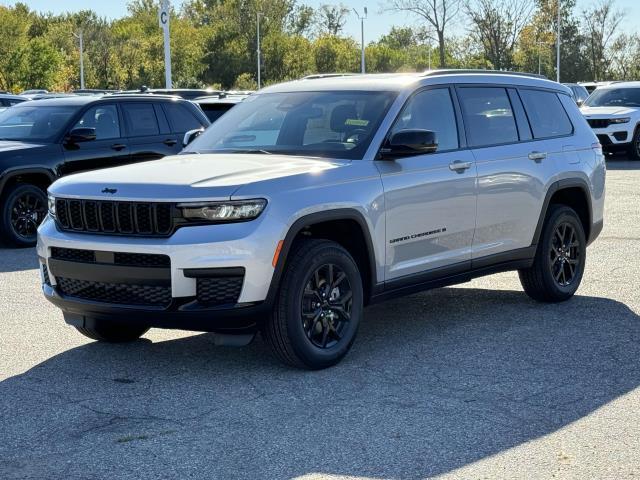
[
  {"left": 48, "top": 194, "right": 56, "bottom": 217},
  {"left": 178, "top": 199, "right": 267, "bottom": 222},
  {"left": 610, "top": 117, "right": 631, "bottom": 124}
]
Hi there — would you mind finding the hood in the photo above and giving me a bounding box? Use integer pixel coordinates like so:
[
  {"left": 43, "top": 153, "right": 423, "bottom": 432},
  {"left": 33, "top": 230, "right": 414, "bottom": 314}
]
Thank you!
[
  {"left": 49, "top": 153, "right": 349, "bottom": 202},
  {"left": 581, "top": 106, "right": 637, "bottom": 117},
  {"left": 0, "top": 140, "right": 48, "bottom": 153}
]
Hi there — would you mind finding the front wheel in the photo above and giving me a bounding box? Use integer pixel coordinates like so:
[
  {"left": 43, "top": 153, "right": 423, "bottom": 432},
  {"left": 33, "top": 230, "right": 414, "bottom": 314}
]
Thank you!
[
  {"left": 519, "top": 205, "right": 586, "bottom": 302},
  {"left": 75, "top": 319, "right": 149, "bottom": 343},
  {"left": 0, "top": 183, "right": 48, "bottom": 247},
  {"left": 263, "top": 239, "right": 364, "bottom": 370},
  {"left": 628, "top": 126, "right": 640, "bottom": 161}
]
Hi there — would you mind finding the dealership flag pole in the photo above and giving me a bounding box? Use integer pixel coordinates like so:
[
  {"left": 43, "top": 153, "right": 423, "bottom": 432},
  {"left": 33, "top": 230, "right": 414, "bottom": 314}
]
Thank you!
[{"left": 159, "top": 0, "right": 172, "bottom": 89}]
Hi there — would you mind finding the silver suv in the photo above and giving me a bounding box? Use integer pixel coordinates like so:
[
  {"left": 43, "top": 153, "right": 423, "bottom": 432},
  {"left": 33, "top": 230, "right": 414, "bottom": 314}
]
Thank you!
[{"left": 38, "top": 71, "right": 606, "bottom": 369}]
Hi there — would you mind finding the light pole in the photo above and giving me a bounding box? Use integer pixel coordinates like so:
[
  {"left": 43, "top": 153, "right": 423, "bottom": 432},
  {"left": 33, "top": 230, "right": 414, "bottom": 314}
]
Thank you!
[
  {"left": 556, "top": 0, "right": 561, "bottom": 82},
  {"left": 72, "top": 31, "right": 85, "bottom": 90},
  {"left": 257, "top": 12, "right": 265, "bottom": 89},
  {"left": 353, "top": 7, "right": 367, "bottom": 74}
]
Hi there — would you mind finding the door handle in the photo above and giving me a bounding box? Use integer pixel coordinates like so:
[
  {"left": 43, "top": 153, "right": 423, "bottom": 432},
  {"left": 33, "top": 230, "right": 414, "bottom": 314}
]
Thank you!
[
  {"left": 449, "top": 160, "right": 473, "bottom": 173},
  {"left": 111, "top": 144, "right": 126, "bottom": 151},
  {"left": 528, "top": 151, "right": 547, "bottom": 162},
  {"left": 163, "top": 139, "right": 178, "bottom": 146}
]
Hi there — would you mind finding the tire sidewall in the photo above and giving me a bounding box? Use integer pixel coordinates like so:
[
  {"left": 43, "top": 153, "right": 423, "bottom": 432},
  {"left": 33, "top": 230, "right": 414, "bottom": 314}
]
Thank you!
[
  {"left": 281, "top": 244, "right": 363, "bottom": 369},
  {"left": 540, "top": 207, "right": 587, "bottom": 298},
  {"left": 1, "top": 184, "right": 47, "bottom": 248}
]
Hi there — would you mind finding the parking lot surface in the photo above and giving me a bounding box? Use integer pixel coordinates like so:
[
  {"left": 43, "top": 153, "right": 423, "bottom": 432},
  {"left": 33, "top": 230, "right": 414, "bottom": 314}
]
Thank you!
[{"left": 1, "top": 159, "right": 639, "bottom": 480}]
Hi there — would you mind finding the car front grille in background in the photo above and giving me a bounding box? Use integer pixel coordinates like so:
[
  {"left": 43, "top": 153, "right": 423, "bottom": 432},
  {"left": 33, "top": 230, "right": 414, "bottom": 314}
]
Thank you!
[
  {"left": 55, "top": 199, "right": 175, "bottom": 237},
  {"left": 196, "top": 276, "right": 244, "bottom": 306},
  {"left": 587, "top": 119, "right": 612, "bottom": 129},
  {"left": 56, "top": 278, "right": 172, "bottom": 307}
]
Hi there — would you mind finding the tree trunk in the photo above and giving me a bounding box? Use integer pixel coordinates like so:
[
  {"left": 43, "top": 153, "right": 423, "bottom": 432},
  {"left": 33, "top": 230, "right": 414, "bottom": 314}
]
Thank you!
[{"left": 437, "top": 30, "right": 446, "bottom": 68}]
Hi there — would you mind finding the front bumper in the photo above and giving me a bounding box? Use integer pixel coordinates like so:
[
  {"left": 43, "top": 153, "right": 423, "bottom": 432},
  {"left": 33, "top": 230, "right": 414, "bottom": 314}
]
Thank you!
[
  {"left": 589, "top": 125, "right": 634, "bottom": 150},
  {"left": 37, "top": 215, "right": 283, "bottom": 332}
]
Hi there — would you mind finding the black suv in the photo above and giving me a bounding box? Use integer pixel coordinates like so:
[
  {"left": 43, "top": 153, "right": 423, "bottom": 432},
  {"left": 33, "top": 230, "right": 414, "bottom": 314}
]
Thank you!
[{"left": 0, "top": 95, "right": 209, "bottom": 247}]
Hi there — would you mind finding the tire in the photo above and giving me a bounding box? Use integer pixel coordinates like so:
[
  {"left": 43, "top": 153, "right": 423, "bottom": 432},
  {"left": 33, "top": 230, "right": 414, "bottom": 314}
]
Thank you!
[
  {"left": 628, "top": 126, "right": 640, "bottom": 161},
  {"left": 0, "top": 183, "right": 48, "bottom": 248},
  {"left": 263, "top": 238, "right": 364, "bottom": 370},
  {"left": 75, "top": 319, "right": 149, "bottom": 343},
  {"left": 519, "top": 205, "right": 587, "bottom": 303}
]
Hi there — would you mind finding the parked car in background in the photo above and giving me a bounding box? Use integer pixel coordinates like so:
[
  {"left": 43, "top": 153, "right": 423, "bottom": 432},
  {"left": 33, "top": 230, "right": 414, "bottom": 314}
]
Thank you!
[
  {"left": 581, "top": 82, "right": 640, "bottom": 159},
  {"left": 39, "top": 72, "right": 605, "bottom": 368},
  {"left": 194, "top": 92, "right": 250, "bottom": 123},
  {"left": 20, "top": 89, "right": 48, "bottom": 96},
  {"left": 116, "top": 87, "right": 222, "bottom": 100},
  {"left": 0, "top": 95, "right": 209, "bottom": 247},
  {"left": 563, "top": 83, "right": 590, "bottom": 105},
  {"left": 579, "top": 81, "right": 621, "bottom": 94},
  {"left": 0, "top": 94, "right": 29, "bottom": 111}
]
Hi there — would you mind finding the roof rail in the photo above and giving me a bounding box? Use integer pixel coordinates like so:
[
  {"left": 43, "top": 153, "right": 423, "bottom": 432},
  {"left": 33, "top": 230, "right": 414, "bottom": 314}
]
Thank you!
[
  {"left": 302, "top": 73, "right": 359, "bottom": 80},
  {"left": 422, "top": 69, "right": 548, "bottom": 80}
]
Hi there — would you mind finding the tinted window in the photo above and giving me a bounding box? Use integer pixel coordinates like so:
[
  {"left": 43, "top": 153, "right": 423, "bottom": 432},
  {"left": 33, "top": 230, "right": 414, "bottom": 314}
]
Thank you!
[
  {"left": 458, "top": 88, "right": 519, "bottom": 147},
  {"left": 391, "top": 88, "right": 459, "bottom": 151},
  {"left": 73, "top": 105, "right": 120, "bottom": 140},
  {"left": 200, "top": 104, "right": 235, "bottom": 123},
  {"left": 163, "top": 102, "right": 203, "bottom": 132},
  {"left": 0, "top": 105, "right": 77, "bottom": 141},
  {"left": 519, "top": 89, "right": 573, "bottom": 139},
  {"left": 122, "top": 103, "right": 160, "bottom": 137},
  {"left": 584, "top": 87, "right": 640, "bottom": 107}
]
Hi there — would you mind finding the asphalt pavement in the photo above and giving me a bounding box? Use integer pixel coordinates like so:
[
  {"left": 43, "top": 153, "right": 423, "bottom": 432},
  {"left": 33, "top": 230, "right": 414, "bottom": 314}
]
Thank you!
[{"left": 0, "top": 159, "right": 639, "bottom": 480}]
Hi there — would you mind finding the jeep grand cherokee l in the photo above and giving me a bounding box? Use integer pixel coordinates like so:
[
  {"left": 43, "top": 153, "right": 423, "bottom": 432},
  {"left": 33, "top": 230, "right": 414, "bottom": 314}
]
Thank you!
[
  {"left": 0, "top": 95, "right": 209, "bottom": 247},
  {"left": 38, "top": 71, "right": 605, "bottom": 369}
]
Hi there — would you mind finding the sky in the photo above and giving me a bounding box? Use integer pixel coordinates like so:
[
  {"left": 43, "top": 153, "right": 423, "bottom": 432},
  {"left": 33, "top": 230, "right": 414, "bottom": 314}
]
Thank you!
[{"left": 3, "top": 0, "right": 640, "bottom": 43}]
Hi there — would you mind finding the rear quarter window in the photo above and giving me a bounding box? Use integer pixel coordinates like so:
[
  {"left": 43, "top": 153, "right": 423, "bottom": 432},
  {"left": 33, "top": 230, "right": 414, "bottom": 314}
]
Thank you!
[
  {"left": 518, "top": 89, "right": 574, "bottom": 139},
  {"left": 162, "top": 103, "right": 204, "bottom": 133}
]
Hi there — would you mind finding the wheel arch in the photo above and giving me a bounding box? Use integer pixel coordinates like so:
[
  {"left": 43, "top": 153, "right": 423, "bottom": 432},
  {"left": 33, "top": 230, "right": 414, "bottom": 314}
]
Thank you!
[
  {"left": 532, "top": 178, "right": 594, "bottom": 247},
  {"left": 266, "top": 209, "right": 379, "bottom": 305},
  {"left": 0, "top": 167, "right": 56, "bottom": 198}
]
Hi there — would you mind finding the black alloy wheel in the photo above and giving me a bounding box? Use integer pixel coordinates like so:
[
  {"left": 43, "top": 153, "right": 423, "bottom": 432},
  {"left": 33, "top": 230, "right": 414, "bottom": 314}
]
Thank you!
[
  {"left": 301, "top": 263, "right": 353, "bottom": 349},
  {"left": 549, "top": 222, "right": 581, "bottom": 287},
  {"left": 1, "top": 183, "right": 48, "bottom": 247}
]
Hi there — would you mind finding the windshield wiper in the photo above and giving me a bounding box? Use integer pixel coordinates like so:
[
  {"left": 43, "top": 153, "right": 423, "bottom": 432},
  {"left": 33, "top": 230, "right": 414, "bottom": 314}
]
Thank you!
[{"left": 229, "top": 149, "right": 274, "bottom": 155}]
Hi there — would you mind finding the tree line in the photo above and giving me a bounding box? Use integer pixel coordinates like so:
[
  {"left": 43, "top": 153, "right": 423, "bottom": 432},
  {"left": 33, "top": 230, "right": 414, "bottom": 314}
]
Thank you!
[{"left": 0, "top": 0, "right": 635, "bottom": 93}]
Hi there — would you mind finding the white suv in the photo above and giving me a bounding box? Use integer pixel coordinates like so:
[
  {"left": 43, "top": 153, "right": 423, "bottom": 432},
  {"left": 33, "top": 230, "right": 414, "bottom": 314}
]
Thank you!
[
  {"left": 580, "top": 82, "right": 640, "bottom": 159},
  {"left": 38, "top": 71, "right": 606, "bottom": 369}
]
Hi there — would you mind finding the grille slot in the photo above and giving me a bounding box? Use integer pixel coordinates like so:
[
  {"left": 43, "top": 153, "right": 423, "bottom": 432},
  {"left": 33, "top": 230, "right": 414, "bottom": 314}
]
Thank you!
[
  {"left": 42, "top": 264, "right": 51, "bottom": 286},
  {"left": 587, "top": 119, "right": 611, "bottom": 129},
  {"left": 51, "top": 247, "right": 170, "bottom": 268},
  {"left": 56, "top": 277, "right": 172, "bottom": 307},
  {"left": 54, "top": 199, "right": 175, "bottom": 237},
  {"left": 196, "top": 276, "right": 243, "bottom": 306},
  {"left": 51, "top": 247, "right": 95, "bottom": 263}
]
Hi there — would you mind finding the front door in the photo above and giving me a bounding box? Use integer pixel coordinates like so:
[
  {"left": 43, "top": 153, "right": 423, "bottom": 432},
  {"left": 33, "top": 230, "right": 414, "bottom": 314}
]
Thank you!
[
  {"left": 61, "top": 104, "right": 130, "bottom": 175},
  {"left": 376, "top": 87, "right": 478, "bottom": 281}
]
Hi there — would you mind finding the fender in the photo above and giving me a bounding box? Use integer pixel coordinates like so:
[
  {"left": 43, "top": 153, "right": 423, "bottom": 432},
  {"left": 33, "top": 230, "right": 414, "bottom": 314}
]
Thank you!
[
  {"left": 0, "top": 166, "right": 56, "bottom": 197},
  {"left": 264, "top": 209, "right": 379, "bottom": 306},
  {"left": 531, "top": 177, "right": 593, "bottom": 247}
]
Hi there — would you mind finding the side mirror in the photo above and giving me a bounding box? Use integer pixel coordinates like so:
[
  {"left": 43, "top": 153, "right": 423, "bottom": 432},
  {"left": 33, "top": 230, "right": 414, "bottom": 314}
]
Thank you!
[
  {"left": 380, "top": 129, "right": 438, "bottom": 159},
  {"left": 66, "top": 127, "right": 96, "bottom": 143},
  {"left": 183, "top": 128, "right": 204, "bottom": 147},
  {"left": 576, "top": 99, "right": 584, "bottom": 107}
]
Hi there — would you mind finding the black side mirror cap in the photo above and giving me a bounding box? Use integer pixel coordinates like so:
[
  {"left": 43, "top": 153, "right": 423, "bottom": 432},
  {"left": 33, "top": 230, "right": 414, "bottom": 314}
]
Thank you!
[
  {"left": 380, "top": 129, "right": 438, "bottom": 159},
  {"left": 66, "top": 127, "right": 96, "bottom": 143}
]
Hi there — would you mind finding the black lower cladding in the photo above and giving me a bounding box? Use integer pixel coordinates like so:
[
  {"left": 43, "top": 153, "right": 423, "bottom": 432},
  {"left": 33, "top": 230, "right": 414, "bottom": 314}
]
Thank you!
[{"left": 56, "top": 277, "right": 172, "bottom": 307}]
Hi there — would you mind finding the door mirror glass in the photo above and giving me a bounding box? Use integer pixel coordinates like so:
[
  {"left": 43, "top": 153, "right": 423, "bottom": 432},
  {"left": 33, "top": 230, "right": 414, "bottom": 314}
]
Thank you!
[
  {"left": 183, "top": 128, "right": 204, "bottom": 147},
  {"left": 381, "top": 129, "right": 438, "bottom": 158},
  {"left": 67, "top": 127, "right": 96, "bottom": 143}
]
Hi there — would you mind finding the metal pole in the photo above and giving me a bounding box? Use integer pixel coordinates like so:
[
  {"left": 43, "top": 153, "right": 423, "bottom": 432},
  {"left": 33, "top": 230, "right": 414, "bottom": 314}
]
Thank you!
[
  {"left": 79, "top": 32, "right": 85, "bottom": 90},
  {"left": 257, "top": 12, "right": 261, "bottom": 89},
  {"left": 557, "top": 0, "right": 561, "bottom": 83},
  {"left": 360, "top": 17, "right": 365, "bottom": 74},
  {"left": 538, "top": 41, "right": 541, "bottom": 75},
  {"left": 163, "top": 19, "right": 172, "bottom": 88}
]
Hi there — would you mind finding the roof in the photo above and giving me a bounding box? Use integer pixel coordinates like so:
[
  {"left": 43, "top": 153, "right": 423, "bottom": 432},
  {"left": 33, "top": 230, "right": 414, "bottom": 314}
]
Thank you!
[
  {"left": 592, "top": 81, "right": 640, "bottom": 90},
  {"left": 262, "top": 70, "right": 568, "bottom": 94},
  {"left": 0, "top": 93, "right": 28, "bottom": 101},
  {"left": 13, "top": 94, "right": 188, "bottom": 108},
  {"left": 194, "top": 95, "right": 248, "bottom": 105}
]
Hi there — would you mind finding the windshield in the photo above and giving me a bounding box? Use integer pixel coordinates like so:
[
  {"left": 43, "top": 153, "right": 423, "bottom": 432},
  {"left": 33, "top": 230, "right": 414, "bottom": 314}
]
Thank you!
[
  {"left": 0, "top": 105, "right": 78, "bottom": 142},
  {"left": 584, "top": 87, "right": 640, "bottom": 107},
  {"left": 184, "top": 90, "right": 397, "bottom": 160}
]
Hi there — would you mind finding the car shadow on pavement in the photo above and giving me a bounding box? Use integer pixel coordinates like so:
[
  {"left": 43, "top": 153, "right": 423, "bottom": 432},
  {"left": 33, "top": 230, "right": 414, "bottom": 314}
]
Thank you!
[
  {"left": 0, "top": 247, "right": 38, "bottom": 273},
  {"left": 1, "top": 287, "right": 639, "bottom": 479},
  {"left": 605, "top": 157, "right": 640, "bottom": 170}
]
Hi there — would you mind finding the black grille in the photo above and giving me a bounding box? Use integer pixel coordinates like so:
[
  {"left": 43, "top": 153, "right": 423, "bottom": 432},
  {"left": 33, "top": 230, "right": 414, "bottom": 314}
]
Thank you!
[
  {"left": 196, "top": 276, "right": 243, "bottom": 306},
  {"left": 587, "top": 119, "right": 611, "bottom": 129},
  {"left": 596, "top": 134, "right": 612, "bottom": 146},
  {"left": 51, "top": 247, "right": 170, "bottom": 268},
  {"left": 42, "top": 264, "right": 51, "bottom": 286},
  {"left": 55, "top": 199, "right": 175, "bottom": 237},
  {"left": 56, "top": 278, "right": 172, "bottom": 307}
]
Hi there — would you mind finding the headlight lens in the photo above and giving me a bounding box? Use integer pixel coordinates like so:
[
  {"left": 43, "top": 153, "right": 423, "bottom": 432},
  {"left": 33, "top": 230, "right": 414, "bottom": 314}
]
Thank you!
[
  {"left": 610, "top": 117, "right": 631, "bottom": 124},
  {"left": 179, "top": 199, "right": 267, "bottom": 222},
  {"left": 48, "top": 194, "right": 56, "bottom": 217}
]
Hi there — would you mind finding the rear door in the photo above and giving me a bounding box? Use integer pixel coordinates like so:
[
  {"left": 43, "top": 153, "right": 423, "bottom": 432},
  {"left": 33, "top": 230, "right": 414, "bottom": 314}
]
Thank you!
[
  {"left": 376, "top": 86, "right": 478, "bottom": 280},
  {"left": 121, "top": 102, "right": 176, "bottom": 163},
  {"left": 61, "top": 103, "right": 131, "bottom": 175}
]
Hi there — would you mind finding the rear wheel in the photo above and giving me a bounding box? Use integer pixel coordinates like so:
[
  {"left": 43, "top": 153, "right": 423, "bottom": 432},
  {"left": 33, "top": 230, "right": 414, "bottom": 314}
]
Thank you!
[
  {"left": 519, "top": 205, "right": 586, "bottom": 302},
  {"left": 75, "top": 319, "right": 149, "bottom": 343},
  {"left": 0, "top": 183, "right": 48, "bottom": 247},
  {"left": 263, "top": 238, "right": 363, "bottom": 370}
]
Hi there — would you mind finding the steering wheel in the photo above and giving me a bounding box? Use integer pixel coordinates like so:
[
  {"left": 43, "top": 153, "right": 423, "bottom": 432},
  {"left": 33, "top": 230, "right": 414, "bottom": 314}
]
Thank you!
[{"left": 345, "top": 128, "right": 369, "bottom": 144}]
